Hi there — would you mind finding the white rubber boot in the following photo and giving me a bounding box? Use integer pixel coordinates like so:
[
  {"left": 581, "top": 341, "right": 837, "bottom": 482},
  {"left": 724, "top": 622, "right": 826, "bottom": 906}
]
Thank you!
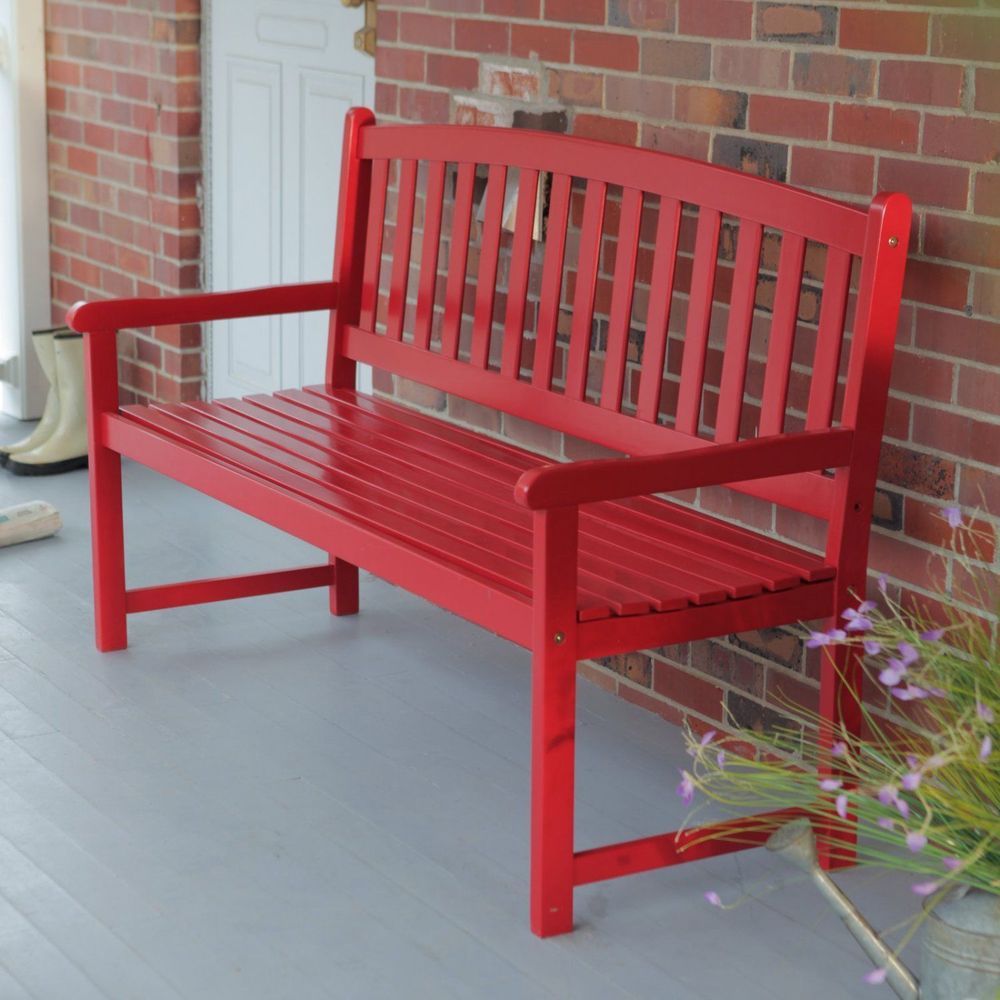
[
  {"left": 0, "top": 328, "right": 62, "bottom": 466},
  {"left": 8, "top": 333, "right": 89, "bottom": 476}
]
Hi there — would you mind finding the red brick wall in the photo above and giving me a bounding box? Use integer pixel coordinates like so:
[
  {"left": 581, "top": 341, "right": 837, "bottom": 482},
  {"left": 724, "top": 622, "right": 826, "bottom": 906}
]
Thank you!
[
  {"left": 374, "top": 1, "right": 1000, "bottom": 739},
  {"left": 45, "top": 0, "right": 203, "bottom": 404}
]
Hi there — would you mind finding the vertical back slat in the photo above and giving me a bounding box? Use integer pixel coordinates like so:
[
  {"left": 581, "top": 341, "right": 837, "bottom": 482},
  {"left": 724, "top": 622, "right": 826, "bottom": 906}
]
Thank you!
[
  {"left": 600, "top": 187, "right": 643, "bottom": 412},
  {"left": 359, "top": 158, "right": 389, "bottom": 330},
  {"left": 532, "top": 172, "right": 571, "bottom": 390},
  {"left": 636, "top": 197, "right": 682, "bottom": 422},
  {"left": 759, "top": 233, "right": 807, "bottom": 436},
  {"left": 501, "top": 168, "right": 540, "bottom": 380},
  {"left": 715, "top": 220, "right": 763, "bottom": 443},
  {"left": 564, "top": 179, "right": 607, "bottom": 400},
  {"left": 441, "top": 162, "right": 477, "bottom": 360},
  {"left": 386, "top": 159, "right": 418, "bottom": 342},
  {"left": 806, "top": 247, "right": 852, "bottom": 430},
  {"left": 413, "top": 161, "right": 446, "bottom": 351},
  {"left": 675, "top": 207, "right": 722, "bottom": 435},
  {"left": 471, "top": 164, "right": 508, "bottom": 368}
]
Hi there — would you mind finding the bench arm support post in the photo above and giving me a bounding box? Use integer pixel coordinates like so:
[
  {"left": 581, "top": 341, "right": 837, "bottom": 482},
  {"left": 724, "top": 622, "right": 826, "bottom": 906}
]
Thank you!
[
  {"left": 514, "top": 427, "right": 855, "bottom": 510},
  {"left": 530, "top": 506, "right": 580, "bottom": 937}
]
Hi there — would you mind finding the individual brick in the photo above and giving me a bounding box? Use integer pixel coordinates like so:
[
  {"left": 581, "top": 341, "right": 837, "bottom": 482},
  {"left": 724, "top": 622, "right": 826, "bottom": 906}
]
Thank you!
[
  {"left": 923, "top": 114, "right": 1000, "bottom": 164},
  {"left": 608, "top": 0, "right": 675, "bottom": 31},
  {"left": 840, "top": 9, "right": 929, "bottom": 56},
  {"left": 924, "top": 214, "right": 1000, "bottom": 270},
  {"left": 574, "top": 29, "right": 639, "bottom": 71},
  {"left": 544, "top": 0, "right": 606, "bottom": 24},
  {"left": 931, "top": 13, "right": 1000, "bottom": 63},
  {"left": 604, "top": 75, "right": 673, "bottom": 116},
  {"left": 878, "top": 158, "right": 970, "bottom": 212},
  {"left": 641, "top": 37, "right": 712, "bottom": 80},
  {"left": 791, "top": 146, "right": 874, "bottom": 196},
  {"left": 713, "top": 45, "right": 789, "bottom": 89},
  {"left": 713, "top": 134, "right": 788, "bottom": 181},
  {"left": 748, "top": 95, "right": 829, "bottom": 140},
  {"left": 511, "top": 23, "right": 572, "bottom": 62},
  {"left": 675, "top": 85, "right": 747, "bottom": 128},
  {"left": 454, "top": 17, "right": 510, "bottom": 54},
  {"left": 832, "top": 103, "right": 919, "bottom": 153},
  {"left": 879, "top": 442, "right": 955, "bottom": 499},
  {"left": 879, "top": 59, "right": 964, "bottom": 108},
  {"left": 757, "top": 3, "right": 836, "bottom": 44},
  {"left": 679, "top": 0, "right": 753, "bottom": 40},
  {"left": 791, "top": 51, "right": 875, "bottom": 98}
]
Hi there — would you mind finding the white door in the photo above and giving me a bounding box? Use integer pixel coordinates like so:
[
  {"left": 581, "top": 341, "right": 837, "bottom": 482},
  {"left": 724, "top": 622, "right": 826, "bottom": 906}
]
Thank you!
[{"left": 209, "top": 0, "right": 373, "bottom": 399}]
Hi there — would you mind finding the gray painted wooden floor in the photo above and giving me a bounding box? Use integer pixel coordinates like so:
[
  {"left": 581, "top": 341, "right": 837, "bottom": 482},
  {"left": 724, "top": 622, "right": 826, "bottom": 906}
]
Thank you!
[{"left": 0, "top": 417, "right": 918, "bottom": 999}]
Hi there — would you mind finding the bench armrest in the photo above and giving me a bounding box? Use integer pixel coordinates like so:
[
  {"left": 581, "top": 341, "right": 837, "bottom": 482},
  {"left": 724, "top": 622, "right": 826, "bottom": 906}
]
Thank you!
[
  {"left": 514, "top": 427, "right": 855, "bottom": 510},
  {"left": 66, "top": 280, "right": 338, "bottom": 333}
]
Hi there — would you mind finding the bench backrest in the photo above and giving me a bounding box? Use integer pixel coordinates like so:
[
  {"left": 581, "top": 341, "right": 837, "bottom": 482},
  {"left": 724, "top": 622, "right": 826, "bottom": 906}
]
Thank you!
[{"left": 328, "top": 108, "right": 910, "bottom": 525}]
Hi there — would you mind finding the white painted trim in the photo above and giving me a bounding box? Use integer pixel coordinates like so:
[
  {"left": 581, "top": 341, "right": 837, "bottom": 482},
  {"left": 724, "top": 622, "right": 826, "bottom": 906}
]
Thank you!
[{"left": 0, "top": 0, "right": 52, "bottom": 419}]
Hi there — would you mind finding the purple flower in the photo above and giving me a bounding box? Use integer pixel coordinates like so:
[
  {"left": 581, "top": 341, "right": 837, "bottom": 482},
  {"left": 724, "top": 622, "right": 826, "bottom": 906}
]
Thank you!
[
  {"left": 895, "top": 798, "right": 911, "bottom": 819},
  {"left": 806, "top": 628, "right": 847, "bottom": 648},
  {"left": 898, "top": 642, "right": 919, "bottom": 666},
  {"left": 700, "top": 729, "right": 717, "bottom": 746},
  {"left": 920, "top": 628, "right": 944, "bottom": 642},
  {"left": 891, "top": 684, "right": 931, "bottom": 701},
  {"left": 901, "top": 772, "right": 922, "bottom": 791},
  {"left": 704, "top": 890, "right": 722, "bottom": 907},
  {"left": 906, "top": 831, "right": 927, "bottom": 853},
  {"left": 977, "top": 702, "right": 995, "bottom": 725},
  {"left": 942, "top": 856, "right": 962, "bottom": 872},
  {"left": 831, "top": 741, "right": 847, "bottom": 758},
  {"left": 877, "top": 785, "right": 898, "bottom": 806},
  {"left": 863, "top": 639, "right": 882, "bottom": 656},
  {"left": 879, "top": 661, "right": 907, "bottom": 686},
  {"left": 913, "top": 880, "right": 942, "bottom": 897},
  {"left": 716, "top": 750, "right": 726, "bottom": 769},
  {"left": 980, "top": 736, "right": 993, "bottom": 762},
  {"left": 842, "top": 605, "right": 875, "bottom": 632},
  {"left": 942, "top": 506, "right": 963, "bottom": 529},
  {"left": 820, "top": 778, "right": 843, "bottom": 791},
  {"left": 877, "top": 817, "right": 895, "bottom": 831},
  {"left": 676, "top": 770, "right": 695, "bottom": 806},
  {"left": 835, "top": 794, "right": 849, "bottom": 819},
  {"left": 864, "top": 968, "right": 888, "bottom": 986}
]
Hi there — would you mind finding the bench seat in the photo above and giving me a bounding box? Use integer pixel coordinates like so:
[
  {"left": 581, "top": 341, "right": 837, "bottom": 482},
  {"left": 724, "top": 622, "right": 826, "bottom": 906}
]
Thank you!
[{"left": 110, "top": 384, "right": 836, "bottom": 649}]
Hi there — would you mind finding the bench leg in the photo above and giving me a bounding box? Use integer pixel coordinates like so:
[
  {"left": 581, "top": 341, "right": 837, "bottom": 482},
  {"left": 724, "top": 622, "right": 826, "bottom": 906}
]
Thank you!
[
  {"left": 530, "top": 508, "right": 578, "bottom": 938},
  {"left": 329, "top": 557, "right": 359, "bottom": 616},
  {"left": 817, "top": 616, "right": 863, "bottom": 871},
  {"left": 90, "top": 442, "right": 128, "bottom": 651},
  {"left": 530, "top": 641, "right": 577, "bottom": 937}
]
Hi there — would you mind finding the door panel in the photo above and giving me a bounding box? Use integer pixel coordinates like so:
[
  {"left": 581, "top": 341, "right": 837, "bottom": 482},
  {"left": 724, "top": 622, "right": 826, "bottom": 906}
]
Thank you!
[
  {"left": 210, "top": 0, "right": 373, "bottom": 400},
  {"left": 223, "top": 59, "right": 282, "bottom": 391}
]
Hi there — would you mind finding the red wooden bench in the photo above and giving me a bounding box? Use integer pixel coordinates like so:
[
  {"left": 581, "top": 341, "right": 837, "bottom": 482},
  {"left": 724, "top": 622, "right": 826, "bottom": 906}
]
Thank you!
[{"left": 68, "top": 108, "right": 911, "bottom": 938}]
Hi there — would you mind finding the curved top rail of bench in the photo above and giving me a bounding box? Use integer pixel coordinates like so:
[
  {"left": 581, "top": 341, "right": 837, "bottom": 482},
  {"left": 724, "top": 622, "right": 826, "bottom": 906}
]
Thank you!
[{"left": 359, "top": 124, "right": 868, "bottom": 255}]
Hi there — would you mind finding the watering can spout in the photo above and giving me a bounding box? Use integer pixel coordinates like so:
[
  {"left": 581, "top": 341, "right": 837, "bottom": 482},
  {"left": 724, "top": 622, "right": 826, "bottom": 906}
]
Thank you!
[{"left": 766, "top": 820, "right": 920, "bottom": 1000}]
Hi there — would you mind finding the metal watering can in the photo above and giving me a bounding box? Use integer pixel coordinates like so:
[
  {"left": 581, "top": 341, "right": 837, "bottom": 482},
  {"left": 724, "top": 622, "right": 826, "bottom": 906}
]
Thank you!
[{"left": 766, "top": 820, "right": 1000, "bottom": 999}]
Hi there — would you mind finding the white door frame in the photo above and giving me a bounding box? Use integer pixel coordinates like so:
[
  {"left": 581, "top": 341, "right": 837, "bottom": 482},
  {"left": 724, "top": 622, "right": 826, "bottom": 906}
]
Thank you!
[{"left": 0, "top": 0, "right": 51, "bottom": 419}]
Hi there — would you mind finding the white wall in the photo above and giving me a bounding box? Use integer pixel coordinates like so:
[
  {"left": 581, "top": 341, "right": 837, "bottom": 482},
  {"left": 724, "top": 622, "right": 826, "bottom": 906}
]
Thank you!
[{"left": 0, "top": 0, "right": 51, "bottom": 419}]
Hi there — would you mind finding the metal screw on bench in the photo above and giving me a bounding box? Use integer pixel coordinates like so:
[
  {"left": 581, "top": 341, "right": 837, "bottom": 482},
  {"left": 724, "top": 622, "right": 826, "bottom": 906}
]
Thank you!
[
  {"left": 553, "top": 632, "right": 565, "bottom": 645},
  {"left": 888, "top": 236, "right": 899, "bottom": 246}
]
